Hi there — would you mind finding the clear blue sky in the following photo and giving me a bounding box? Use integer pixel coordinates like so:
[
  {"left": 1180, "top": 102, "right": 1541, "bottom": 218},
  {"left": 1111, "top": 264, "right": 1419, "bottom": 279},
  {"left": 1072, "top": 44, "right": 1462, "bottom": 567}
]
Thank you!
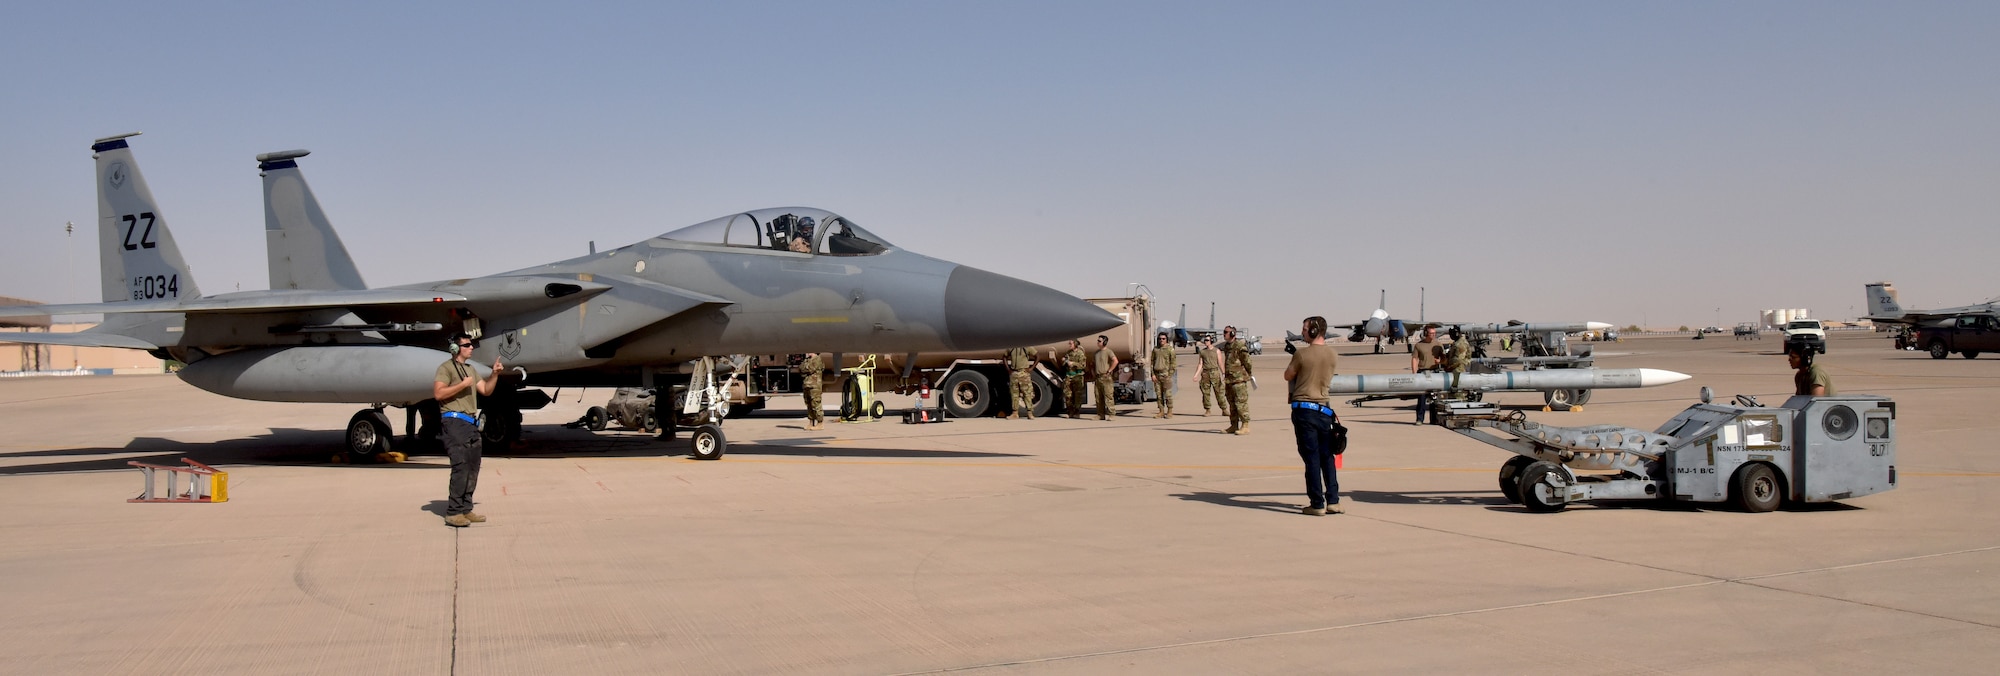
[{"left": 4, "top": 2, "right": 1996, "bottom": 333}]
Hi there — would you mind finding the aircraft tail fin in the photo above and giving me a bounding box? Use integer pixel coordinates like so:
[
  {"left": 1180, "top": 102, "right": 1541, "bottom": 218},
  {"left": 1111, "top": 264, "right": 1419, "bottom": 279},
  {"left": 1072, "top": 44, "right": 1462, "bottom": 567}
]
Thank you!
[
  {"left": 259, "top": 150, "right": 367, "bottom": 291},
  {"left": 1865, "top": 282, "right": 1901, "bottom": 318},
  {"left": 94, "top": 133, "right": 201, "bottom": 303}
]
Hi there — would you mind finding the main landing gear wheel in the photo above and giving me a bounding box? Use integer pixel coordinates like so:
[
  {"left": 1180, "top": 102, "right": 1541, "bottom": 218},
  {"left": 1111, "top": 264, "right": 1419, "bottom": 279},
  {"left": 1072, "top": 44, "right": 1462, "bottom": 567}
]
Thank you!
[
  {"left": 1497, "top": 456, "right": 1534, "bottom": 504},
  {"left": 480, "top": 407, "right": 521, "bottom": 453},
  {"left": 689, "top": 423, "right": 726, "bottom": 460},
  {"left": 1517, "top": 460, "right": 1569, "bottom": 513},
  {"left": 344, "top": 409, "right": 394, "bottom": 464},
  {"left": 1732, "top": 463, "right": 1782, "bottom": 513}
]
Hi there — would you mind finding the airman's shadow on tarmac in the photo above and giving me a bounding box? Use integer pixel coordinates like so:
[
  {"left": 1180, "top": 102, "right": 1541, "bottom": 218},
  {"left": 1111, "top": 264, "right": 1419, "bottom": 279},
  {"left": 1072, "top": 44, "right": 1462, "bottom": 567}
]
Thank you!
[
  {"left": 1171, "top": 491, "right": 1307, "bottom": 514},
  {"left": 1343, "top": 489, "right": 1508, "bottom": 506}
]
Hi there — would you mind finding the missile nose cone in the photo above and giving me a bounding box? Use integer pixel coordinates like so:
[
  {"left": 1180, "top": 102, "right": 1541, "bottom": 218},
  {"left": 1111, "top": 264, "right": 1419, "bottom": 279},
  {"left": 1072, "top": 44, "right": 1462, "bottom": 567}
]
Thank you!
[
  {"left": 1637, "top": 368, "right": 1692, "bottom": 387},
  {"left": 942, "top": 266, "right": 1122, "bottom": 351},
  {"left": 1586, "top": 322, "right": 1614, "bottom": 331}
]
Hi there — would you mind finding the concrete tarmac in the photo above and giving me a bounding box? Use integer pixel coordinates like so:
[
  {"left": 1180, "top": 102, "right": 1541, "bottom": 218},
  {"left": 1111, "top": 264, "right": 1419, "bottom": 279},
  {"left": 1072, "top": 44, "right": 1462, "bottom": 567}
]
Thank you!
[{"left": 2, "top": 332, "right": 1997, "bottom": 674}]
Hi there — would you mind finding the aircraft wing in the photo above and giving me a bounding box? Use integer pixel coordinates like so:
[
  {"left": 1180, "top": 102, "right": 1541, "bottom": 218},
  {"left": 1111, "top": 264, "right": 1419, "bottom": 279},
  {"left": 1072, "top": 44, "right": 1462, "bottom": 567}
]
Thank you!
[
  {"left": 1868, "top": 304, "right": 1999, "bottom": 325},
  {"left": 578, "top": 274, "right": 734, "bottom": 350},
  {"left": 0, "top": 330, "right": 158, "bottom": 350}
]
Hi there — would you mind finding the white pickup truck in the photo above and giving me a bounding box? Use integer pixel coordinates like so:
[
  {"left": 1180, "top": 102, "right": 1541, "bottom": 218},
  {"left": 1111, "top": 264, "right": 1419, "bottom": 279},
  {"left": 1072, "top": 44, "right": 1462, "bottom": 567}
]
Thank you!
[{"left": 1783, "top": 319, "right": 1827, "bottom": 349}]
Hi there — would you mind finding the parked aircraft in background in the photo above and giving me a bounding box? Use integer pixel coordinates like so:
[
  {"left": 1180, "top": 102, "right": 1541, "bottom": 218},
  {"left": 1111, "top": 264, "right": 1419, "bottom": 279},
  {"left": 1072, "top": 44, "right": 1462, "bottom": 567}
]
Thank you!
[{"left": 1863, "top": 282, "right": 1997, "bottom": 325}]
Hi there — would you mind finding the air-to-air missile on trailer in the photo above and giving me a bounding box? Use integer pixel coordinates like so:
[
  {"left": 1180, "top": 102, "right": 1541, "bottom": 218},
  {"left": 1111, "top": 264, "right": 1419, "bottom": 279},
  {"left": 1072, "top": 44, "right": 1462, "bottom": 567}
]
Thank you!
[
  {"left": 700, "top": 295, "right": 1165, "bottom": 420},
  {"left": 1313, "top": 320, "right": 1615, "bottom": 410},
  {"left": 0, "top": 134, "right": 1122, "bottom": 462}
]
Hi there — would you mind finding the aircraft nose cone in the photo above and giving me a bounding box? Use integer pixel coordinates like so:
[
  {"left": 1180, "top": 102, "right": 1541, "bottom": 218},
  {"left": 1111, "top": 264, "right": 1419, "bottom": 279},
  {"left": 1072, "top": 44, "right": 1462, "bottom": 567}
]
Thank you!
[{"left": 943, "top": 266, "right": 1122, "bottom": 351}]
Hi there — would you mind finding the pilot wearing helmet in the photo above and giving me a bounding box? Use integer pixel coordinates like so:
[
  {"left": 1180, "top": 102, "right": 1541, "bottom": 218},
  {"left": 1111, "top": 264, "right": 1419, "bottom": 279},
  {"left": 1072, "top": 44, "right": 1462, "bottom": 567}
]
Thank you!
[{"left": 789, "top": 216, "right": 816, "bottom": 253}]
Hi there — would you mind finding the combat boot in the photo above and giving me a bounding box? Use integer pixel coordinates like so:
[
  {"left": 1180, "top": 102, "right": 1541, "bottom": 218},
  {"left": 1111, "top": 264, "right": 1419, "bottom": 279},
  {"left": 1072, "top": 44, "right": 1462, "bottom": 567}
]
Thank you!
[
  {"left": 444, "top": 514, "right": 471, "bottom": 528},
  {"left": 464, "top": 512, "right": 488, "bottom": 523}
]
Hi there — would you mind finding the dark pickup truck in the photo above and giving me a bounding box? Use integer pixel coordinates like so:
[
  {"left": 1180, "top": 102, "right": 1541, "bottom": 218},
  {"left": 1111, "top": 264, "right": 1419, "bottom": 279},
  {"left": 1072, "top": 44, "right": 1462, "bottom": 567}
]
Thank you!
[{"left": 1916, "top": 314, "right": 2000, "bottom": 359}]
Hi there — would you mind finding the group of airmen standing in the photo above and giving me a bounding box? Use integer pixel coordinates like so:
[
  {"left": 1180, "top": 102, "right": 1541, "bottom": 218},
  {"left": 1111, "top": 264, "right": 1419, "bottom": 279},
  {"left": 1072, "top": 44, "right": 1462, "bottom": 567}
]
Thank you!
[{"left": 995, "top": 326, "right": 1255, "bottom": 433}]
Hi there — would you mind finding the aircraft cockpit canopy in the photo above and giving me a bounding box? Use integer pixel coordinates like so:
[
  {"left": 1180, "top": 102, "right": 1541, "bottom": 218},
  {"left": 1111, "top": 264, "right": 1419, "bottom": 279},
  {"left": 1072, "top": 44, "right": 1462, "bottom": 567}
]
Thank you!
[{"left": 657, "top": 207, "right": 893, "bottom": 256}]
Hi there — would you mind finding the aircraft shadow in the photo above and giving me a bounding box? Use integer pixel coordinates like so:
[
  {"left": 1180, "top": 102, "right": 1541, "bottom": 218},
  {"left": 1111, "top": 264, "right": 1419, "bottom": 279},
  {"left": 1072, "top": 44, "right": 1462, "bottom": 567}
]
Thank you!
[
  {"left": 0, "top": 429, "right": 450, "bottom": 476},
  {"left": 482, "top": 424, "right": 1030, "bottom": 460},
  {"left": 1170, "top": 491, "right": 1308, "bottom": 514},
  {"left": 725, "top": 445, "right": 1024, "bottom": 459}
]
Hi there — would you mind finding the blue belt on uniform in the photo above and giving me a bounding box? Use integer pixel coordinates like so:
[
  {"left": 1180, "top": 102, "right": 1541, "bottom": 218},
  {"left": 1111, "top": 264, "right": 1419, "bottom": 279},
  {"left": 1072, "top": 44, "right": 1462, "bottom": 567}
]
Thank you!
[
  {"left": 1291, "top": 401, "right": 1333, "bottom": 416},
  {"left": 442, "top": 411, "right": 478, "bottom": 426}
]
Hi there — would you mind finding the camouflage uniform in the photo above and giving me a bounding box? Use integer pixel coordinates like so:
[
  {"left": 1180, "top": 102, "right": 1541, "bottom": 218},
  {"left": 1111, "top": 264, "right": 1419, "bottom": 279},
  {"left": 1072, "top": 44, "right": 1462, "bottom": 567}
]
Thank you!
[
  {"left": 1150, "top": 342, "right": 1176, "bottom": 417},
  {"left": 1223, "top": 337, "right": 1253, "bottom": 433},
  {"left": 1444, "top": 335, "right": 1471, "bottom": 394},
  {"left": 1094, "top": 346, "right": 1117, "bottom": 420},
  {"left": 1063, "top": 346, "right": 1088, "bottom": 418},
  {"left": 1006, "top": 346, "right": 1035, "bottom": 419},
  {"left": 1197, "top": 344, "right": 1224, "bottom": 416},
  {"left": 799, "top": 353, "right": 825, "bottom": 429}
]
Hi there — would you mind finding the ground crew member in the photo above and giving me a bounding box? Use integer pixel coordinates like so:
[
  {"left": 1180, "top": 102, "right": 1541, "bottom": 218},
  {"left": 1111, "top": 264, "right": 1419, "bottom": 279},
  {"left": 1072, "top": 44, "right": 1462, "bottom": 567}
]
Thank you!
[
  {"left": 1005, "top": 345, "right": 1036, "bottom": 419},
  {"left": 434, "top": 333, "right": 502, "bottom": 528},
  {"left": 1063, "top": 339, "right": 1088, "bottom": 418},
  {"left": 1150, "top": 332, "right": 1176, "bottom": 418},
  {"left": 1093, "top": 335, "right": 1119, "bottom": 420},
  {"left": 1222, "top": 325, "right": 1253, "bottom": 435},
  {"left": 1285, "top": 316, "right": 1341, "bottom": 515},
  {"left": 1192, "top": 335, "right": 1225, "bottom": 416},
  {"left": 1788, "top": 339, "right": 1835, "bottom": 396},
  {"left": 1410, "top": 325, "right": 1443, "bottom": 425},
  {"left": 799, "top": 352, "right": 826, "bottom": 430},
  {"left": 1442, "top": 325, "right": 1472, "bottom": 397}
]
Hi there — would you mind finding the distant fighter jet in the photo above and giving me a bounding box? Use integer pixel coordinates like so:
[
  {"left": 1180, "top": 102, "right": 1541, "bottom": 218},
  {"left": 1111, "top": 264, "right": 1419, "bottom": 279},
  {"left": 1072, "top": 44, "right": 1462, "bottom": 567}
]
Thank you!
[
  {"left": 1333, "top": 290, "right": 1410, "bottom": 353},
  {"left": 0, "top": 133, "right": 1120, "bottom": 460},
  {"left": 1862, "top": 282, "right": 1998, "bottom": 325}
]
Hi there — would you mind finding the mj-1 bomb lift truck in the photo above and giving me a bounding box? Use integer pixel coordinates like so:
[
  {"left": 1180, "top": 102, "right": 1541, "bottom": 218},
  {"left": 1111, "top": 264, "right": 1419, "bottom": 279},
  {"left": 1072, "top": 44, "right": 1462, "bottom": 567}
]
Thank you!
[{"left": 1433, "top": 390, "right": 1897, "bottom": 512}]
